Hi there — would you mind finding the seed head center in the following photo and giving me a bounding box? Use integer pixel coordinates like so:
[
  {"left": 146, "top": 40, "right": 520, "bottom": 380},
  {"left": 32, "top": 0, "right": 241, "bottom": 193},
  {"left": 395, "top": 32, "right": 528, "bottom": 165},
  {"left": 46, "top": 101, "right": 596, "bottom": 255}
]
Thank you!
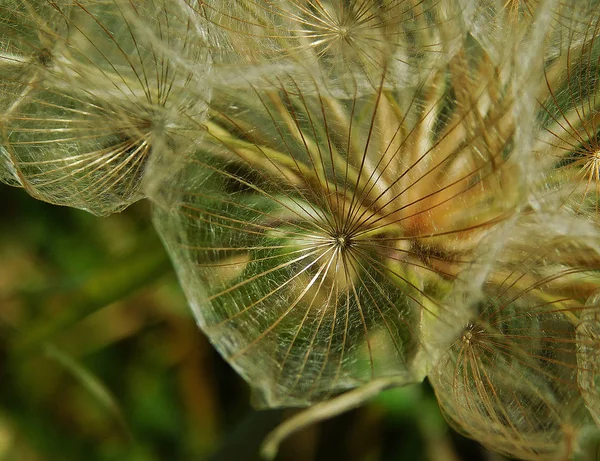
[
  {"left": 462, "top": 331, "right": 473, "bottom": 345},
  {"left": 338, "top": 26, "right": 349, "bottom": 39},
  {"left": 332, "top": 233, "right": 352, "bottom": 250}
]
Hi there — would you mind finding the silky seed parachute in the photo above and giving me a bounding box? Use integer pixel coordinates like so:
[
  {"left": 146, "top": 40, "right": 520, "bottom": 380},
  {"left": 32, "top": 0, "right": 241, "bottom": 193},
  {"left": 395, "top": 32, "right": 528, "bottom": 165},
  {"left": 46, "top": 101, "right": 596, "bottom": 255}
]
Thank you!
[
  {"left": 535, "top": 12, "right": 600, "bottom": 217},
  {"left": 192, "top": 0, "right": 463, "bottom": 95},
  {"left": 429, "top": 216, "right": 600, "bottom": 460},
  {"left": 0, "top": 0, "right": 209, "bottom": 216},
  {"left": 150, "top": 30, "right": 526, "bottom": 406}
]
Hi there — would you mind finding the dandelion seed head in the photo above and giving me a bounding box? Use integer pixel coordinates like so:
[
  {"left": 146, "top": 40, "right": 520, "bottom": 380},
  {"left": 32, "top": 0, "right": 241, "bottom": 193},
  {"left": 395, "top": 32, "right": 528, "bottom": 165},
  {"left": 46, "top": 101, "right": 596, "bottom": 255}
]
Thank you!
[
  {"left": 0, "top": 0, "right": 210, "bottom": 215},
  {"left": 197, "top": 0, "right": 461, "bottom": 95},
  {"left": 430, "top": 217, "right": 600, "bottom": 460},
  {"left": 535, "top": 12, "right": 600, "bottom": 218},
  {"left": 150, "top": 43, "right": 525, "bottom": 405},
  {"left": 5, "top": 0, "right": 600, "bottom": 458}
]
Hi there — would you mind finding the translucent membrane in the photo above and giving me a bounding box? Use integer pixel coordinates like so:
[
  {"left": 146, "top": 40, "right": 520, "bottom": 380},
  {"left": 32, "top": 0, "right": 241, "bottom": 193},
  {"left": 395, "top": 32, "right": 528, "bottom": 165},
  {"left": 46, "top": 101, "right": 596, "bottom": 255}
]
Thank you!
[
  {"left": 429, "top": 219, "right": 600, "bottom": 461},
  {"left": 150, "top": 38, "right": 525, "bottom": 406},
  {"left": 193, "top": 0, "right": 462, "bottom": 95},
  {"left": 0, "top": 0, "right": 208, "bottom": 216},
  {"left": 535, "top": 11, "right": 600, "bottom": 217}
]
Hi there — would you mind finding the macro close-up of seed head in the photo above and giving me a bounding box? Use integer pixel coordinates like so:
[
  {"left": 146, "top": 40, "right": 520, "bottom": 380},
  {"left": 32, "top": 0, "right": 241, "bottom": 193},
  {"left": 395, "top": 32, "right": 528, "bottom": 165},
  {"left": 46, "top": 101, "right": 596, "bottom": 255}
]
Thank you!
[{"left": 3, "top": 1, "right": 600, "bottom": 460}]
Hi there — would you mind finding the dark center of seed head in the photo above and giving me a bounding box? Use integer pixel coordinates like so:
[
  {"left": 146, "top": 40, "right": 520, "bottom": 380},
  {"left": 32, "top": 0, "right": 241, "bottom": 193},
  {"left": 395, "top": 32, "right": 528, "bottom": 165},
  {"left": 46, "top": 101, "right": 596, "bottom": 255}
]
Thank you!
[{"left": 37, "top": 48, "right": 53, "bottom": 67}]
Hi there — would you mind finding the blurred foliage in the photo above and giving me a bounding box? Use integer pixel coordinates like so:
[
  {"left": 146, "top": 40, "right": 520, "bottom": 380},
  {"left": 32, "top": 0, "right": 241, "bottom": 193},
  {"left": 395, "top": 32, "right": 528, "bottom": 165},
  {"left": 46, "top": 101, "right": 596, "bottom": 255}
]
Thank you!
[{"left": 0, "top": 184, "right": 512, "bottom": 461}]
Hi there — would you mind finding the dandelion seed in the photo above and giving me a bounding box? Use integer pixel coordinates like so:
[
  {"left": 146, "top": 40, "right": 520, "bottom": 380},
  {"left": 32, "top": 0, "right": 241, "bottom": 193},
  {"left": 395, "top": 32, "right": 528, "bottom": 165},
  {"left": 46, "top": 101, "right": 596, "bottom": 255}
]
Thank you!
[
  {"left": 535, "top": 13, "right": 600, "bottom": 217},
  {"left": 0, "top": 0, "right": 209, "bottom": 215},
  {"left": 429, "top": 218, "right": 600, "bottom": 461},
  {"left": 194, "top": 0, "right": 461, "bottom": 94},
  {"left": 150, "top": 40, "right": 523, "bottom": 405}
]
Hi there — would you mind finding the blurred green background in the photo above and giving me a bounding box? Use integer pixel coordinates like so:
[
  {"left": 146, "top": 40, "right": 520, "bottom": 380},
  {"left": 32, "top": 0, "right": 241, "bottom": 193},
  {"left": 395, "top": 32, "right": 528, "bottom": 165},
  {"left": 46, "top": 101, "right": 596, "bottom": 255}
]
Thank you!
[{"left": 0, "top": 184, "right": 512, "bottom": 461}]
